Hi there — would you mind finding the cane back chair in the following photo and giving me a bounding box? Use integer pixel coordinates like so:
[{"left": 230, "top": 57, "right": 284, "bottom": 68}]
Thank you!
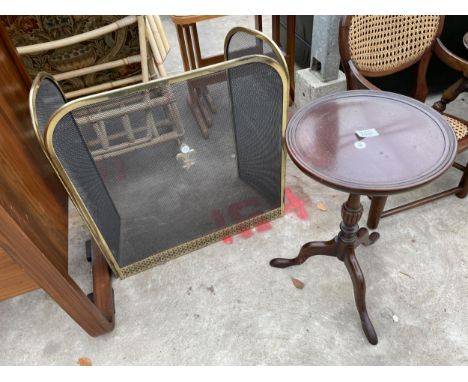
[
  {"left": 29, "top": 27, "right": 288, "bottom": 279},
  {"left": 339, "top": 15, "right": 468, "bottom": 229}
]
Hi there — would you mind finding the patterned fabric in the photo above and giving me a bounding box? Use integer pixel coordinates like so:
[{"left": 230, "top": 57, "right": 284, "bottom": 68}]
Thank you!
[
  {"left": 444, "top": 115, "right": 468, "bottom": 140},
  {"left": 0, "top": 16, "right": 141, "bottom": 93}
]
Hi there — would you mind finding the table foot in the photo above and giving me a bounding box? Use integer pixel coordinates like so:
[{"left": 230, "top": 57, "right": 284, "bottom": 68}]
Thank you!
[
  {"left": 270, "top": 238, "right": 337, "bottom": 268},
  {"left": 356, "top": 227, "right": 380, "bottom": 248},
  {"left": 344, "top": 247, "right": 378, "bottom": 345}
]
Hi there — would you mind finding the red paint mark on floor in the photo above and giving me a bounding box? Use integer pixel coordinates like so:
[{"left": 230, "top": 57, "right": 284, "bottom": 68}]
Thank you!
[
  {"left": 255, "top": 222, "right": 272, "bottom": 232},
  {"left": 212, "top": 186, "right": 309, "bottom": 244},
  {"left": 284, "top": 186, "right": 309, "bottom": 220},
  {"left": 211, "top": 209, "right": 234, "bottom": 244}
]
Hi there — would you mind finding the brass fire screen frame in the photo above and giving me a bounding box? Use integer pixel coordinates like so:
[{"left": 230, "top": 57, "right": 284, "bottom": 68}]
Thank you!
[
  {"left": 224, "top": 26, "right": 289, "bottom": 80},
  {"left": 30, "top": 29, "right": 289, "bottom": 279}
]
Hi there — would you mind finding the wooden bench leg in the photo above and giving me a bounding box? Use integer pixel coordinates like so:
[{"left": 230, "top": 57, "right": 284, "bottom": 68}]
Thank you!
[
  {"left": 89, "top": 241, "right": 115, "bottom": 323},
  {"left": 0, "top": 206, "right": 115, "bottom": 337}
]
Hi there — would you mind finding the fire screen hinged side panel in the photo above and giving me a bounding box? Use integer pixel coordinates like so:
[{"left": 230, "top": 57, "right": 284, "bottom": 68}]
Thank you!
[
  {"left": 225, "top": 27, "right": 290, "bottom": 211},
  {"left": 41, "top": 54, "right": 288, "bottom": 278}
]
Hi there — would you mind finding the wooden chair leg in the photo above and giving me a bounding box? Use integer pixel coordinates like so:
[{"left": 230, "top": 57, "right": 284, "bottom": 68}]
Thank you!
[
  {"left": 456, "top": 162, "right": 468, "bottom": 198},
  {"left": 367, "top": 196, "right": 388, "bottom": 230},
  {"left": 175, "top": 25, "right": 190, "bottom": 71},
  {"left": 254, "top": 15, "right": 263, "bottom": 31},
  {"left": 271, "top": 15, "right": 296, "bottom": 104},
  {"left": 364, "top": 161, "right": 467, "bottom": 220},
  {"left": 0, "top": 206, "right": 115, "bottom": 337},
  {"left": 272, "top": 16, "right": 281, "bottom": 45},
  {"left": 433, "top": 76, "right": 468, "bottom": 113},
  {"left": 286, "top": 15, "right": 296, "bottom": 102}
]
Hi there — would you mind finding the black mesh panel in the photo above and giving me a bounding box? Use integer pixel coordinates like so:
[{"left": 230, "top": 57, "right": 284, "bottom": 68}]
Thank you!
[
  {"left": 34, "top": 78, "right": 67, "bottom": 137},
  {"left": 52, "top": 114, "right": 121, "bottom": 261},
  {"left": 228, "top": 62, "right": 283, "bottom": 205},
  {"left": 226, "top": 31, "right": 284, "bottom": 205}
]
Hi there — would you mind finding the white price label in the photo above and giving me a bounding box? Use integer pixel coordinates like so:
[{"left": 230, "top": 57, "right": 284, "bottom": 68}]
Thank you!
[{"left": 355, "top": 128, "right": 379, "bottom": 138}]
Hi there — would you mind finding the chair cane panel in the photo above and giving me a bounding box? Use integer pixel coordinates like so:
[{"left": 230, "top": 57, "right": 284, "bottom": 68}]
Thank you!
[{"left": 348, "top": 16, "right": 441, "bottom": 74}]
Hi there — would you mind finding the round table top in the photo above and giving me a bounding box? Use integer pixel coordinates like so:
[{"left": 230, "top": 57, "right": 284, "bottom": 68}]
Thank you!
[{"left": 286, "top": 90, "right": 457, "bottom": 195}]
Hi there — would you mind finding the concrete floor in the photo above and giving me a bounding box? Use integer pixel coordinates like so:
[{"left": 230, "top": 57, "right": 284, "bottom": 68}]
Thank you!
[{"left": 1, "top": 16, "right": 468, "bottom": 365}]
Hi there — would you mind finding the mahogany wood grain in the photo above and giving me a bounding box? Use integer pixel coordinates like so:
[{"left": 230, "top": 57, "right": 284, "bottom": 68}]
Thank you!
[{"left": 286, "top": 91, "right": 457, "bottom": 196}]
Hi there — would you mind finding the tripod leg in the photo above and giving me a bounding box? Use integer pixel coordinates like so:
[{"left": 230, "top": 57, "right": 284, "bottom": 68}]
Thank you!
[
  {"left": 270, "top": 238, "right": 337, "bottom": 268},
  {"left": 344, "top": 246, "right": 378, "bottom": 345},
  {"left": 355, "top": 227, "right": 380, "bottom": 248}
]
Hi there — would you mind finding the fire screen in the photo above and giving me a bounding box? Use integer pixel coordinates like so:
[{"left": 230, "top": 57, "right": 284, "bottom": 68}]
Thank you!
[{"left": 30, "top": 28, "right": 288, "bottom": 278}]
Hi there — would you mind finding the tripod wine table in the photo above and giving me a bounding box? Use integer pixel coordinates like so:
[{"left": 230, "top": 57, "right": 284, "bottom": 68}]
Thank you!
[{"left": 271, "top": 90, "right": 457, "bottom": 344}]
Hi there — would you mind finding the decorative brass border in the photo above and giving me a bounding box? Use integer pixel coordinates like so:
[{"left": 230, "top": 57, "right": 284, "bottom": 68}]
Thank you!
[
  {"left": 33, "top": 41, "right": 289, "bottom": 279},
  {"left": 120, "top": 207, "right": 283, "bottom": 278}
]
